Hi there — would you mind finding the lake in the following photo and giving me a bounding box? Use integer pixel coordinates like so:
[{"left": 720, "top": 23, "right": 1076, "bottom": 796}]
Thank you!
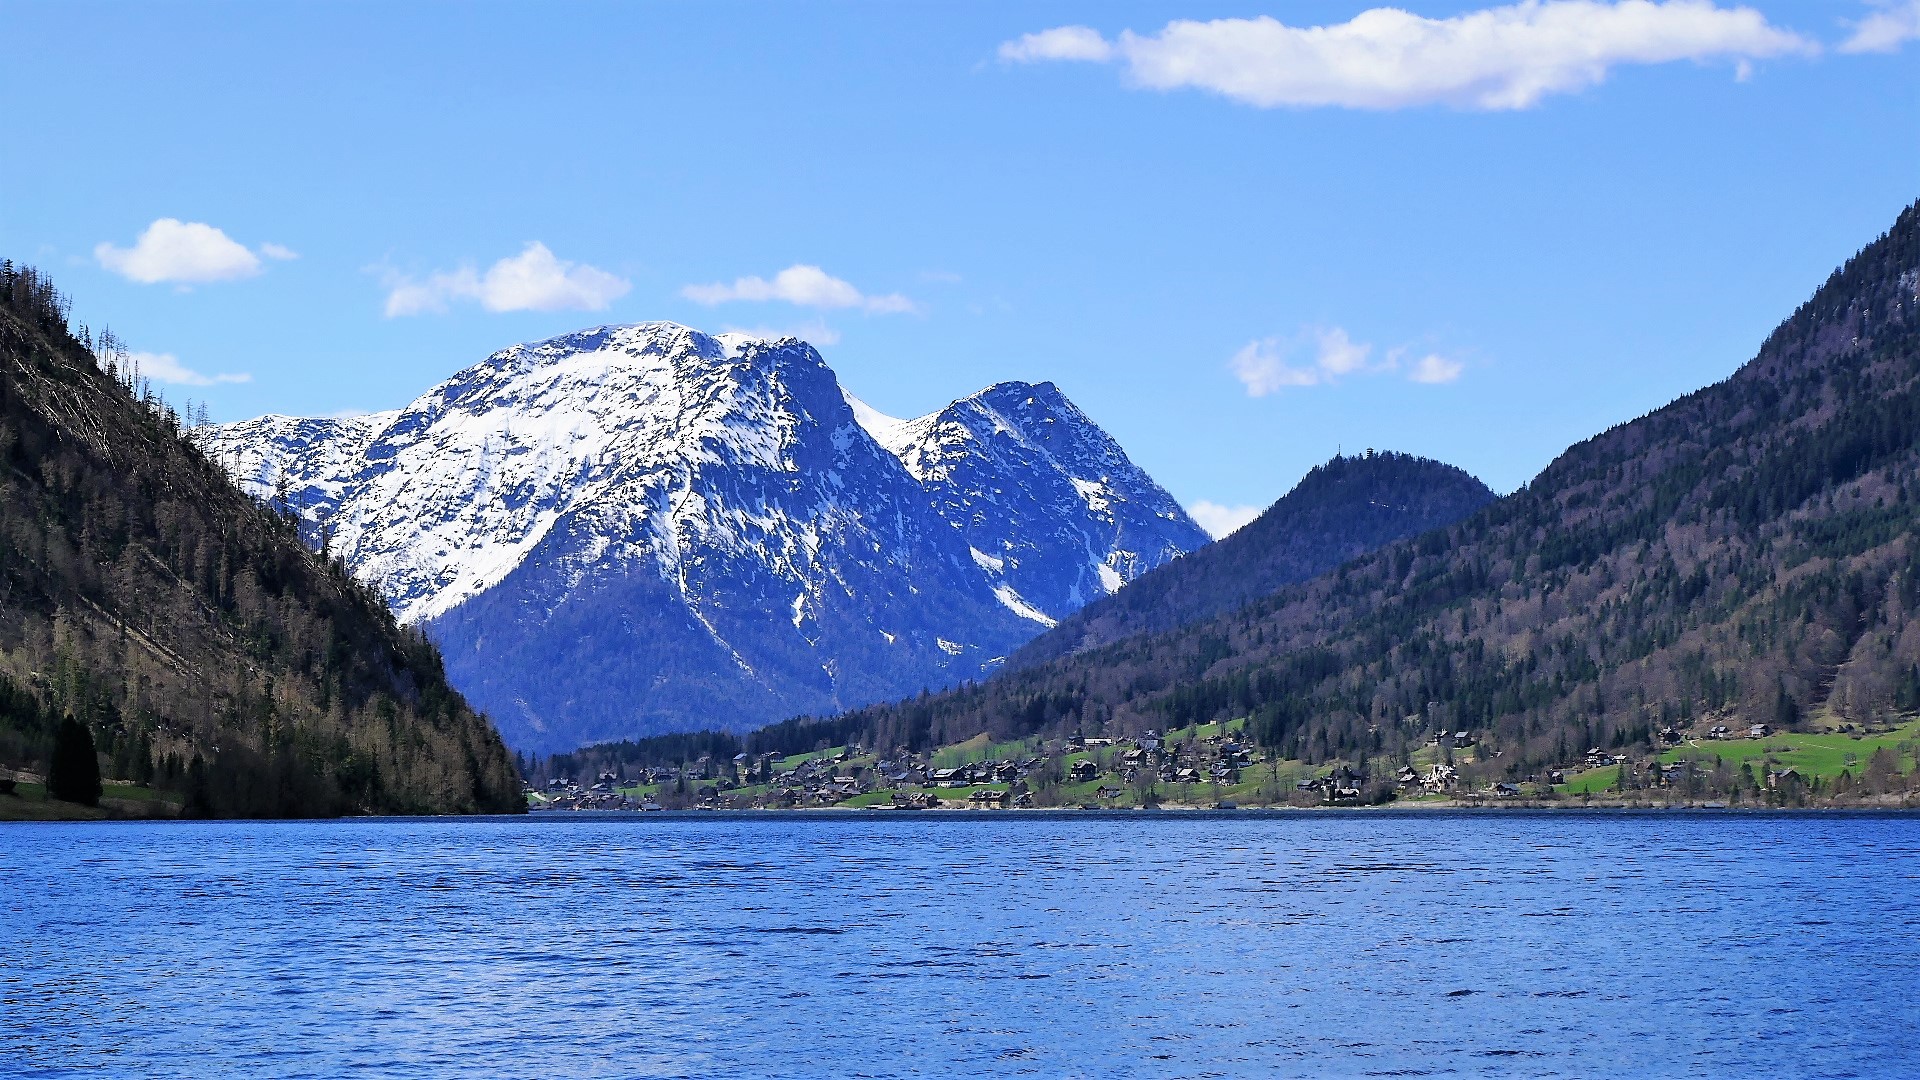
[{"left": 3, "top": 811, "right": 1917, "bottom": 1078}]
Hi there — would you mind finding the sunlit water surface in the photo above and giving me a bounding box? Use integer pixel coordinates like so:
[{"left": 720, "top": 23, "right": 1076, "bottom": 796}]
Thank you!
[{"left": 4, "top": 811, "right": 1917, "bottom": 1078}]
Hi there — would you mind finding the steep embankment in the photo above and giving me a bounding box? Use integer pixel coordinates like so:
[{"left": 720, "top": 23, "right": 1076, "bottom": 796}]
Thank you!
[{"left": 0, "top": 264, "right": 521, "bottom": 816}]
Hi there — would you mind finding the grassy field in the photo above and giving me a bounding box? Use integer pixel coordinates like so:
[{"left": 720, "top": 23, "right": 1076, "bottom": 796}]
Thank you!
[
  {"left": 1162, "top": 718, "right": 1248, "bottom": 742},
  {"left": 930, "top": 734, "right": 1041, "bottom": 770},
  {"left": 0, "top": 779, "right": 179, "bottom": 820},
  {"left": 771, "top": 746, "right": 847, "bottom": 770},
  {"left": 1550, "top": 718, "right": 1920, "bottom": 795},
  {"left": 1558, "top": 765, "right": 1624, "bottom": 795},
  {"left": 1659, "top": 719, "right": 1920, "bottom": 778}
]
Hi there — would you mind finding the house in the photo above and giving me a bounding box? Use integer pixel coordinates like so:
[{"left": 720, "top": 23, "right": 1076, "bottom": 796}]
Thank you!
[
  {"left": 930, "top": 768, "right": 968, "bottom": 787},
  {"left": 1748, "top": 724, "right": 1773, "bottom": 740},
  {"left": 1070, "top": 760, "right": 1100, "bottom": 783},
  {"left": 1491, "top": 782, "right": 1521, "bottom": 798}
]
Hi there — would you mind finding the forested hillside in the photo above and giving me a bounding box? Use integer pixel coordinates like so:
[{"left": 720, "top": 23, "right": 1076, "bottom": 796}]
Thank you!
[
  {"left": 0, "top": 264, "right": 522, "bottom": 816},
  {"left": 760, "top": 201, "right": 1920, "bottom": 780},
  {"left": 1012, "top": 451, "right": 1493, "bottom": 667}
]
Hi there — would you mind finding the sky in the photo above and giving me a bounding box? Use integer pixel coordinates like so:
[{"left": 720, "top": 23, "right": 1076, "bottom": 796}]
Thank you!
[{"left": 3, "top": 1, "right": 1916, "bottom": 538}]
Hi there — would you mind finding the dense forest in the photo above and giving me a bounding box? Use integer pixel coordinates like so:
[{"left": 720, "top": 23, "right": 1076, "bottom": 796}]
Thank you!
[
  {"left": 0, "top": 263, "right": 522, "bottom": 816},
  {"left": 543, "top": 201, "right": 1920, "bottom": 798},
  {"left": 1012, "top": 451, "right": 1494, "bottom": 668}
]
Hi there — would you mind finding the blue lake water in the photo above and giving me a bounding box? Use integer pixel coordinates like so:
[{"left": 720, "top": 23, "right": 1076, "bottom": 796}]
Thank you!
[{"left": 3, "top": 810, "right": 1918, "bottom": 1078}]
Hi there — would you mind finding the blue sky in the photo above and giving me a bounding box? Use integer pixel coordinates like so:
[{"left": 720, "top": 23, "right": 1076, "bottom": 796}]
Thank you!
[{"left": 3, "top": 1, "right": 1916, "bottom": 535}]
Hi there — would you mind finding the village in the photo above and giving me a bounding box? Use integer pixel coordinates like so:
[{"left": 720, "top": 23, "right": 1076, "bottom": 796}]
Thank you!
[
  {"left": 531, "top": 723, "right": 1544, "bottom": 812},
  {"left": 522, "top": 708, "right": 1920, "bottom": 813}
]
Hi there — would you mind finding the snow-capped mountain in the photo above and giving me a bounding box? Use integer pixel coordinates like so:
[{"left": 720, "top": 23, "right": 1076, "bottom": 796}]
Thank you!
[
  {"left": 847, "top": 383, "right": 1209, "bottom": 626},
  {"left": 197, "top": 323, "right": 1207, "bottom": 751}
]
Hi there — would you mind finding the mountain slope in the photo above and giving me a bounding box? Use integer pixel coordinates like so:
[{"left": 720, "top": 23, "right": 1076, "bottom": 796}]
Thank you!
[
  {"left": 812, "top": 201, "right": 1920, "bottom": 776},
  {"left": 1012, "top": 451, "right": 1494, "bottom": 667},
  {"left": 0, "top": 263, "right": 521, "bottom": 816},
  {"left": 200, "top": 325, "right": 1207, "bottom": 751}
]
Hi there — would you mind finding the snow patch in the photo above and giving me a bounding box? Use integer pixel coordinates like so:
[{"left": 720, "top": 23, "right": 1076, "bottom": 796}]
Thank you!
[{"left": 992, "top": 584, "right": 1057, "bottom": 627}]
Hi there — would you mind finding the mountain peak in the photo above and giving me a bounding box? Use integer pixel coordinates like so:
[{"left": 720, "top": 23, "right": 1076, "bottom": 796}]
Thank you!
[{"left": 201, "top": 321, "right": 1208, "bottom": 749}]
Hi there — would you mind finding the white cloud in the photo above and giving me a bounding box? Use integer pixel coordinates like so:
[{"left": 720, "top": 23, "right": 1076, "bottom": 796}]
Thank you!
[
  {"left": 120, "top": 350, "right": 251, "bottom": 387},
  {"left": 1841, "top": 0, "right": 1920, "bottom": 53},
  {"left": 382, "top": 242, "right": 630, "bottom": 317},
  {"left": 1230, "top": 327, "right": 1386, "bottom": 394},
  {"left": 1231, "top": 328, "right": 1466, "bottom": 394},
  {"left": 1188, "top": 500, "right": 1263, "bottom": 539},
  {"left": 1001, "top": 2, "right": 1815, "bottom": 111},
  {"left": 1409, "top": 353, "right": 1467, "bottom": 384},
  {"left": 95, "top": 219, "right": 265, "bottom": 284},
  {"left": 1314, "top": 327, "right": 1374, "bottom": 375},
  {"left": 258, "top": 243, "right": 299, "bottom": 261},
  {"left": 1230, "top": 339, "right": 1321, "bottom": 395},
  {"left": 999, "top": 25, "right": 1116, "bottom": 63},
  {"left": 682, "top": 264, "right": 916, "bottom": 314}
]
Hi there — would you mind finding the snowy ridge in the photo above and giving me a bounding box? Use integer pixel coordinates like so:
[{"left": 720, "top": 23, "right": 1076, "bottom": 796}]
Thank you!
[{"left": 198, "top": 323, "right": 1208, "bottom": 749}]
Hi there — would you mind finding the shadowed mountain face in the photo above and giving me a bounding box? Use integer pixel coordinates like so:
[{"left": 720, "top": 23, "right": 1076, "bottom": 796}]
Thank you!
[
  {"left": 0, "top": 264, "right": 521, "bottom": 816},
  {"left": 804, "top": 201, "right": 1920, "bottom": 771},
  {"left": 200, "top": 324, "right": 1208, "bottom": 751},
  {"left": 1011, "top": 451, "right": 1495, "bottom": 668}
]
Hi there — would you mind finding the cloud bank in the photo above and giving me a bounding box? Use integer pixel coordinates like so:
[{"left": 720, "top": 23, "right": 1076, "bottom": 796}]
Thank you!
[
  {"left": 682, "top": 265, "right": 916, "bottom": 314},
  {"left": 95, "top": 219, "right": 293, "bottom": 284},
  {"left": 384, "top": 243, "right": 630, "bottom": 317},
  {"left": 1000, "top": 1, "right": 1815, "bottom": 110}
]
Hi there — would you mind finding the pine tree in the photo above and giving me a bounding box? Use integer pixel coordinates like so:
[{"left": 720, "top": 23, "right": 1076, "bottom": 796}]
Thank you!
[{"left": 46, "top": 716, "right": 101, "bottom": 806}]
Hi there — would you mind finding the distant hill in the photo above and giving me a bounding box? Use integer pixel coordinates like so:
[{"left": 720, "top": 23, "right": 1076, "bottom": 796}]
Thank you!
[
  {"left": 0, "top": 264, "right": 521, "bottom": 816},
  {"left": 1011, "top": 451, "right": 1494, "bottom": 668},
  {"left": 780, "top": 199, "right": 1920, "bottom": 776}
]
